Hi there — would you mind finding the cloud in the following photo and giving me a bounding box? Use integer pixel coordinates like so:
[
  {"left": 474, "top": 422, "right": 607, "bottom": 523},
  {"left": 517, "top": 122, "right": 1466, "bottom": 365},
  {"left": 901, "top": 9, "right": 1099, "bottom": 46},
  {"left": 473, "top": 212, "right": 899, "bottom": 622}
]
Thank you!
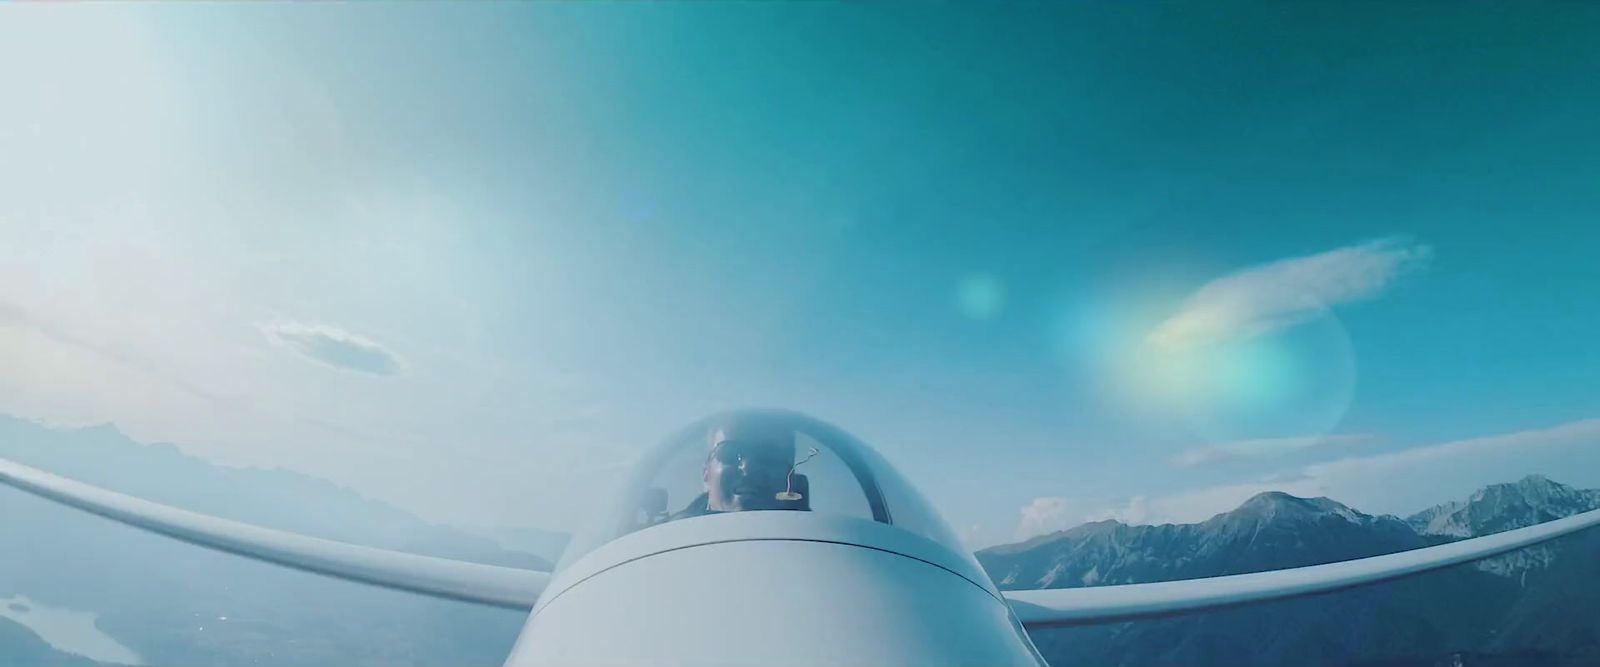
[
  {"left": 1085, "top": 495, "right": 1153, "bottom": 525},
  {"left": 0, "top": 300, "right": 25, "bottom": 326},
  {"left": 1301, "top": 419, "right": 1600, "bottom": 481},
  {"left": 1088, "top": 480, "right": 1327, "bottom": 527},
  {"left": 1259, "top": 470, "right": 1314, "bottom": 484},
  {"left": 1084, "top": 418, "right": 1600, "bottom": 528},
  {"left": 263, "top": 322, "right": 405, "bottom": 376},
  {"left": 1168, "top": 433, "right": 1376, "bottom": 467},
  {"left": 1017, "top": 497, "right": 1088, "bottom": 539},
  {"left": 0, "top": 300, "right": 241, "bottom": 408},
  {"left": 1148, "top": 237, "right": 1431, "bottom": 349}
]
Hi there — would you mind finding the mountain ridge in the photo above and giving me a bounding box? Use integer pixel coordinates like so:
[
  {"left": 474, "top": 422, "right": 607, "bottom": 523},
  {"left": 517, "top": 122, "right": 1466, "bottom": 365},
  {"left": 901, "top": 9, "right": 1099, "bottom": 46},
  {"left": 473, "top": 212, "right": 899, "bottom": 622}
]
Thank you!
[
  {"left": 983, "top": 489, "right": 1429, "bottom": 590},
  {"left": 0, "top": 413, "right": 555, "bottom": 570},
  {"left": 3, "top": 413, "right": 1597, "bottom": 666},
  {"left": 979, "top": 475, "right": 1600, "bottom": 667},
  {"left": 0, "top": 414, "right": 548, "bottom": 666}
]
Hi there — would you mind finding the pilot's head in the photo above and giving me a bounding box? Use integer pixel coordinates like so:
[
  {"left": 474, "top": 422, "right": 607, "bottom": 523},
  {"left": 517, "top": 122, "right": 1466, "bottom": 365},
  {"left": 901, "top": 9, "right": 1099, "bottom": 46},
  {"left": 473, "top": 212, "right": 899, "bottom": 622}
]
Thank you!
[{"left": 704, "top": 413, "right": 796, "bottom": 512}]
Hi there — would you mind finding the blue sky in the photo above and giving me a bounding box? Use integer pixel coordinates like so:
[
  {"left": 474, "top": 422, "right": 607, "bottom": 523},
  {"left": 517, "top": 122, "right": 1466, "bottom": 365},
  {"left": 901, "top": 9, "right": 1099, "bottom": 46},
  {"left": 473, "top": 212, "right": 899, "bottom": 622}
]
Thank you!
[{"left": 2, "top": 3, "right": 1598, "bottom": 547}]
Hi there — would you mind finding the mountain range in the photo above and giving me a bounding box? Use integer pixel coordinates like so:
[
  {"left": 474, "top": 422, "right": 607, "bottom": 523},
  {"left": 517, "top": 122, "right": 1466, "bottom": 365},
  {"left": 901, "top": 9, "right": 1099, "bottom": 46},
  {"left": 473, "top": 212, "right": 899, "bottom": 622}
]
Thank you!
[
  {"left": 0, "top": 415, "right": 561, "bottom": 666},
  {"left": 978, "top": 475, "right": 1600, "bottom": 667},
  {"left": 3, "top": 414, "right": 1598, "bottom": 666}
]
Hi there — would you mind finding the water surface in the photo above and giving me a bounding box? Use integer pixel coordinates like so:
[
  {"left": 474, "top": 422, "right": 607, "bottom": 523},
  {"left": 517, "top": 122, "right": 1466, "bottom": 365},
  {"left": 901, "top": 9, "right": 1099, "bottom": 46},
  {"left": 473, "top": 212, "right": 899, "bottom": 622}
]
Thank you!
[{"left": 0, "top": 594, "right": 142, "bottom": 665}]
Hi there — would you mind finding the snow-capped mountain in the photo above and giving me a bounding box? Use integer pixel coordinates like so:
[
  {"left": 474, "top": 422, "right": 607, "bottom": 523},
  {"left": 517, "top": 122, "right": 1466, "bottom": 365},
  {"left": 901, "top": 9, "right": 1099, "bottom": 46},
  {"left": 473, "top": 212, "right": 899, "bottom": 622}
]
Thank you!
[
  {"left": 1408, "top": 475, "right": 1600, "bottom": 538},
  {"left": 983, "top": 491, "right": 1423, "bottom": 590},
  {"left": 1407, "top": 475, "right": 1600, "bottom": 577},
  {"left": 979, "top": 477, "right": 1600, "bottom": 667}
]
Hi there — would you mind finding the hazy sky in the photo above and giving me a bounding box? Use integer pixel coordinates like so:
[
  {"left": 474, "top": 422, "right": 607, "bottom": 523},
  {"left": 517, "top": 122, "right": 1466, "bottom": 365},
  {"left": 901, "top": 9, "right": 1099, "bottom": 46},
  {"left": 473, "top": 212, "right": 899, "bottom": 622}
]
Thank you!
[{"left": 3, "top": 3, "right": 1598, "bottom": 548}]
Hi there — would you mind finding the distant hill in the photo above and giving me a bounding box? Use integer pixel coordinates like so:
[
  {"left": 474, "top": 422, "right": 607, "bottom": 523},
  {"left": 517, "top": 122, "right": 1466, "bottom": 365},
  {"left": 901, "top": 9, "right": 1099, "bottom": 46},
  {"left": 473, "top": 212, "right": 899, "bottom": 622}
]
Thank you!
[
  {"left": 979, "top": 476, "right": 1600, "bottom": 667},
  {"left": 460, "top": 525, "right": 571, "bottom": 566},
  {"left": 0, "top": 414, "right": 554, "bottom": 666},
  {"left": 0, "top": 415, "right": 552, "bottom": 570}
]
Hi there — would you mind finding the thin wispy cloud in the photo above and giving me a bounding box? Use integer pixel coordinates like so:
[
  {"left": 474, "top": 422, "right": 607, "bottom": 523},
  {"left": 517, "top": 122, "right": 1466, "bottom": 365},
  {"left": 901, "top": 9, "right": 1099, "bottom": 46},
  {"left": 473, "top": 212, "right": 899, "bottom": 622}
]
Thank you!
[
  {"left": 1148, "top": 237, "right": 1431, "bottom": 349},
  {"left": 1168, "top": 433, "right": 1377, "bottom": 467},
  {"left": 1060, "top": 418, "right": 1600, "bottom": 531},
  {"left": 1301, "top": 419, "right": 1600, "bottom": 481},
  {"left": 0, "top": 299, "right": 240, "bottom": 408},
  {"left": 264, "top": 322, "right": 405, "bottom": 376}
]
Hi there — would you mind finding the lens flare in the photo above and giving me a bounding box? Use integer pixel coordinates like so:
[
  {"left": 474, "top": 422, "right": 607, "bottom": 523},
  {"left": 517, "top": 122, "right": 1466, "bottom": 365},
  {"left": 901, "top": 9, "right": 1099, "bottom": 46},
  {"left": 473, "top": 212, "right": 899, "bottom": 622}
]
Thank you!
[
  {"left": 1062, "top": 293, "right": 1357, "bottom": 446},
  {"left": 955, "top": 272, "right": 1006, "bottom": 320}
]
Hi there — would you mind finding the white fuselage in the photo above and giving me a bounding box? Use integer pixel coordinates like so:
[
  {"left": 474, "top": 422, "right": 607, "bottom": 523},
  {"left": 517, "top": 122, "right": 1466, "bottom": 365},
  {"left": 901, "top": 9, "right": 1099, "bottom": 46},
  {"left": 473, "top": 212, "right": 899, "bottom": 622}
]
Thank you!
[{"left": 505, "top": 511, "right": 1046, "bottom": 666}]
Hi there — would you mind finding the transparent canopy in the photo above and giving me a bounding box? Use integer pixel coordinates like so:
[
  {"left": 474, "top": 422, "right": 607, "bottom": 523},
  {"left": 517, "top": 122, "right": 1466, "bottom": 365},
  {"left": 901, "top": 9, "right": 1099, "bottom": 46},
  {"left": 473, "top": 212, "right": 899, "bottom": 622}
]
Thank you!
[{"left": 557, "top": 409, "right": 966, "bottom": 569}]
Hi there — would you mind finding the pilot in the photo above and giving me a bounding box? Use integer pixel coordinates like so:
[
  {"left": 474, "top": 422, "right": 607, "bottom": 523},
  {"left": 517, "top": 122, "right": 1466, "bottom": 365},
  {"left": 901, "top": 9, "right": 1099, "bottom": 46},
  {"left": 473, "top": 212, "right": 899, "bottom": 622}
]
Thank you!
[{"left": 670, "top": 413, "right": 801, "bottom": 520}]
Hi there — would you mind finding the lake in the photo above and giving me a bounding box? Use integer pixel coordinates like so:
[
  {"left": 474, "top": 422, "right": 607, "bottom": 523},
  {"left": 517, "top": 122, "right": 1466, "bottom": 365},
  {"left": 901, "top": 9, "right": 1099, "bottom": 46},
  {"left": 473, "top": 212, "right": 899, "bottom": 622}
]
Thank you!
[{"left": 0, "top": 594, "right": 142, "bottom": 665}]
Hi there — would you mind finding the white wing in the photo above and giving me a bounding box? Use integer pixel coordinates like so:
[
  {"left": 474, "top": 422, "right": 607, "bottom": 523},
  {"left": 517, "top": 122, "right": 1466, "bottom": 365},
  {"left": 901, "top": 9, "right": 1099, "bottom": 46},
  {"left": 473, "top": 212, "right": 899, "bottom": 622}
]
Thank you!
[
  {"left": 1003, "top": 505, "right": 1600, "bottom": 627},
  {"left": 0, "top": 457, "right": 548, "bottom": 609}
]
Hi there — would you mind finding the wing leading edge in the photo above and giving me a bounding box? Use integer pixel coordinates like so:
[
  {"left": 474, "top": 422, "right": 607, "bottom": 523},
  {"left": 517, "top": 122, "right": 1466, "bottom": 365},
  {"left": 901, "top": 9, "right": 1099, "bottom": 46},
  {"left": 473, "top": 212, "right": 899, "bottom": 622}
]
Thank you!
[
  {"left": 11, "top": 454, "right": 1598, "bottom": 625},
  {"left": 1002, "top": 505, "right": 1600, "bottom": 627},
  {"left": 0, "top": 457, "right": 547, "bottom": 609}
]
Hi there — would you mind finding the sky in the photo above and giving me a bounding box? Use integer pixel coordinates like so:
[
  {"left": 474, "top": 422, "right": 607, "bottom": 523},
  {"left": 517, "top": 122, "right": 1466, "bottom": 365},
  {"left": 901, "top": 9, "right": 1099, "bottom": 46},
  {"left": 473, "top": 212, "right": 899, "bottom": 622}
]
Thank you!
[{"left": 2, "top": 3, "right": 1598, "bottom": 549}]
